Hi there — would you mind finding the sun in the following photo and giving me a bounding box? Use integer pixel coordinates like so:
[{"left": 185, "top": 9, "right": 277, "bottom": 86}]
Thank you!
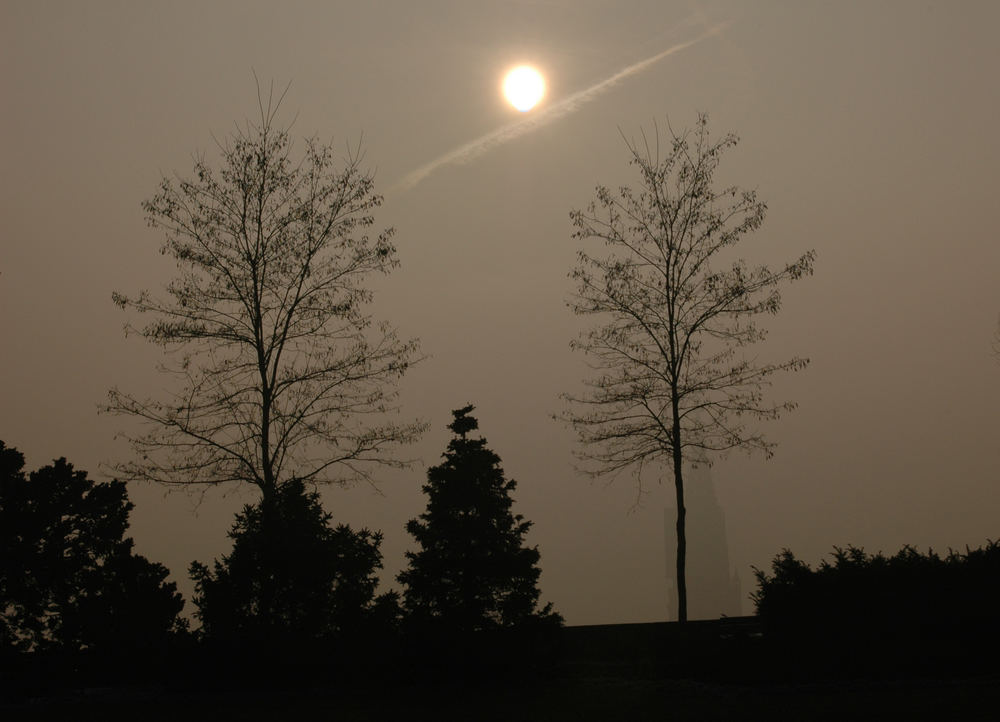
[{"left": 503, "top": 66, "right": 545, "bottom": 112}]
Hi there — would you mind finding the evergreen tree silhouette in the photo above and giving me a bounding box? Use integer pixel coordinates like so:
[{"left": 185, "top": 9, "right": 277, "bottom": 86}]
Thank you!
[
  {"left": 190, "top": 478, "right": 396, "bottom": 665},
  {"left": 399, "top": 405, "right": 560, "bottom": 636}
]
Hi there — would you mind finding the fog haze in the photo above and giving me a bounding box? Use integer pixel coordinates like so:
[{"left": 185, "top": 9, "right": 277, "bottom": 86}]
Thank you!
[{"left": 2, "top": 0, "right": 998, "bottom": 625}]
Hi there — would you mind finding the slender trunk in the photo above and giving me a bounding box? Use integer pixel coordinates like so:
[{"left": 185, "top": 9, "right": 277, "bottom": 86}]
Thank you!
[
  {"left": 674, "top": 461, "right": 686, "bottom": 624},
  {"left": 260, "top": 380, "right": 273, "bottom": 494},
  {"left": 671, "top": 392, "right": 687, "bottom": 624}
]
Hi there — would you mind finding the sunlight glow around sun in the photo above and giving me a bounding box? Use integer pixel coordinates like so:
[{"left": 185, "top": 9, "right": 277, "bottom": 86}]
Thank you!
[{"left": 503, "top": 66, "right": 545, "bottom": 112}]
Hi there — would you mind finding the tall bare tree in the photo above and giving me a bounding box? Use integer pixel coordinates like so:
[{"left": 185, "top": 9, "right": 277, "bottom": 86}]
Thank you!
[
  {"left": 105, "top": 87, "right": 425, "bottom": 498},
  {"left": 561, "top": 115, "right": 815, "bottom": 623}
]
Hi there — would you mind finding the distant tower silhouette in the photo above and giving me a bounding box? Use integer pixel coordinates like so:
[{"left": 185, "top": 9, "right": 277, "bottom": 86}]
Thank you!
[{"left": 664, "top": 465, "right": 742, "bottom": 620}]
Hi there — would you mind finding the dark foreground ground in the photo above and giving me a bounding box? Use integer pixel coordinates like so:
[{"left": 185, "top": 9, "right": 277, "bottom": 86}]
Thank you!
[
  {"left": 7, "top": 675, "right": 1000, "bottom": 721},
  {"left": 5, "top": 620, "right": 999, "bottom": 721},
  {"left": 8, "top": 670, "right": 1000, "bottom": 721}
]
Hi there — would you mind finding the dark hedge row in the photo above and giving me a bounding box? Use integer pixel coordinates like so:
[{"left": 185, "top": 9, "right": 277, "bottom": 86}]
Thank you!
[{"left": 752, "top": 542, "right": 1000, "bottom": 676}]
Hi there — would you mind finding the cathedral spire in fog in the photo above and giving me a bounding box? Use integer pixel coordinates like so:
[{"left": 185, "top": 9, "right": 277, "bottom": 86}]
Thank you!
[{"left": 664, "top": 465, "right": 742, "bottom": 620}]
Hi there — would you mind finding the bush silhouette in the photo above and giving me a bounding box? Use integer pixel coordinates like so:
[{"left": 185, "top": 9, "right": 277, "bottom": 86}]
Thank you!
[
  {"left": 0, "top": 441, "right": 184, "bottom": 671},
  {"left": 753, "top": 542, "right": 1000, "bottom": 675},
  {"left": 190, "top": 479, "right": 396, "bottom": 673}
]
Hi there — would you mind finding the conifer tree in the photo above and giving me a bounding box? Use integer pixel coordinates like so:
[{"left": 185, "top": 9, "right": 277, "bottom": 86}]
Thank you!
[
  {"left": 399, "top": 406, "right": 560, "bottom": 634},
  {"left": 190, "top": 479, "right": 396, "bottom": 654}
]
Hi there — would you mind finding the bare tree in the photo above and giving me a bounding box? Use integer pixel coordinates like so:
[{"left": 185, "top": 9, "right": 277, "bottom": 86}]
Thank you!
[
  {"left": 560, "top": 115, "right": 815, "bottom": 623},
  {"left": 105, "top": 86, "right": 425, "bottom": 499}
]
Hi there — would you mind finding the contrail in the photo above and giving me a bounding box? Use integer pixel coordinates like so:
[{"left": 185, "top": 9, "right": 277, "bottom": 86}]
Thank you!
[{"left": 394, "top": 22, "right": 729, "bottom": 191}]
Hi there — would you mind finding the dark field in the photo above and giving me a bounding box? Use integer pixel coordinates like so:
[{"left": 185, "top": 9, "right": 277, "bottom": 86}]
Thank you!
[
  {"left": 6, "top": 621, "right": 999, "bottom": 721},
  {"left": 12, "top": 676, "right": 1000, "bottom": 721}
]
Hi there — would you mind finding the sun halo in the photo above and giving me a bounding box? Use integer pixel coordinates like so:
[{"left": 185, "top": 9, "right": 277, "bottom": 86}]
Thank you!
[{"left": 502, "top": 66, "right": 545, "bottom": 112}]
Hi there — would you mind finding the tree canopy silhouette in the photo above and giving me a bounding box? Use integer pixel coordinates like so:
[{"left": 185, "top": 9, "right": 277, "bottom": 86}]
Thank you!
[
  {"left": 399, "top": 405, "right": 561, "bottom": 636},
  {"left": 105, "top": 82, "right": 424, "bottom": 499},
  {"left": 560, "top": 115, "right": 814, "bottom": 622},
  {"left": 0, "top": 441, "right": 184, "bottom": 656},
  {"left": 190, "top": 478, "right": 396, "bottom": 659}
]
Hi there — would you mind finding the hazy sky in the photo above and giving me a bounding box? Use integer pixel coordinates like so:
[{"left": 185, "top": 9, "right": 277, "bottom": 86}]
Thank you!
[{"left": 2, "top": 0, "right": 998, "bottom": 625}]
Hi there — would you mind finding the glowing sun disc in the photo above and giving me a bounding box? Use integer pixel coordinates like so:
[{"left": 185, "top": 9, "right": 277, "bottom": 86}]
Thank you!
[{"left": 503, "top": 66, "right": 545, "bottom": 111}]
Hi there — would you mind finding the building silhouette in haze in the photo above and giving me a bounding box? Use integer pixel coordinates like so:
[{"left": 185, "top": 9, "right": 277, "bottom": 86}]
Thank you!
[{"left": 664, "top": 465, "right": 743, "bottom": 620}]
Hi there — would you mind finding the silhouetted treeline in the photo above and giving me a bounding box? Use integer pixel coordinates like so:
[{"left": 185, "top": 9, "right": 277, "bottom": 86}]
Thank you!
[
  {"left": 10, "top": 429, "right": 998, "bottom": 701},
  {"left": 2, "top": 413, "right": 562, "bottom": 697},
  {"left": 752, "top": 543, "right": 1000, "bottom": 676}
]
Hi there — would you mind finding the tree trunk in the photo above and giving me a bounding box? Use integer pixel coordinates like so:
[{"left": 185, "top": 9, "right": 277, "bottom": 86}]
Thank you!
[
  {"left": 672, "top": 392, "right": 687, "bottom": 624},
  {"left": 673, "top": 453, "right": 687, "bottom": 624}
]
